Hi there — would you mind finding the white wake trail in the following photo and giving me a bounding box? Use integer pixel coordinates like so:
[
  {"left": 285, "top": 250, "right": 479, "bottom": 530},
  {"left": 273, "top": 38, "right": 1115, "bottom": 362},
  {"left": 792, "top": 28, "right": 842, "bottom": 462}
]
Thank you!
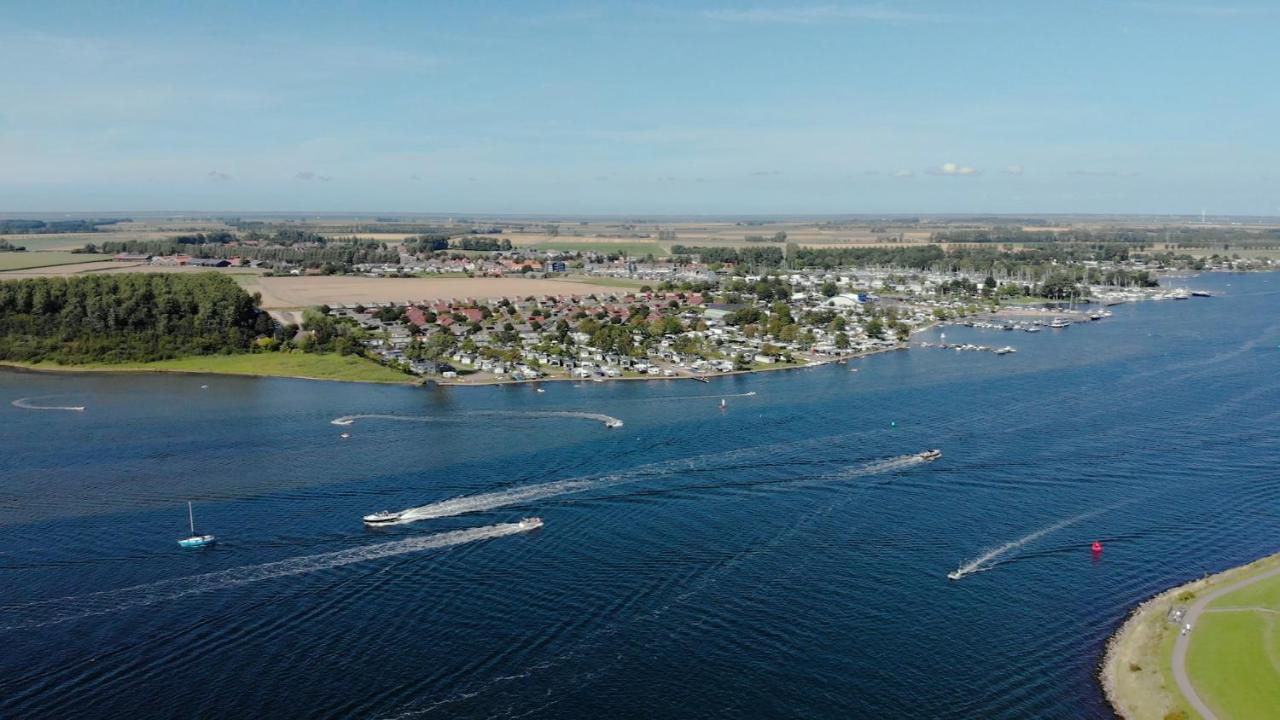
[
  {"left": 636, "top": 391, "right": 758, "bottom": 402},
  {"left": 11, "top": 396, "right": 85, "bottom": 412},
  {"left": 0, "top": 522, "right": 535, "bottom": 631},
  {"left": 331, "top": 410, "right": 622, "bottom": 428},
  {"left": 947, "top": 506, "right": 1116, "bottom": 580},
  {"left": 392, "top": 450, "right": 932, "bottom": 525}
]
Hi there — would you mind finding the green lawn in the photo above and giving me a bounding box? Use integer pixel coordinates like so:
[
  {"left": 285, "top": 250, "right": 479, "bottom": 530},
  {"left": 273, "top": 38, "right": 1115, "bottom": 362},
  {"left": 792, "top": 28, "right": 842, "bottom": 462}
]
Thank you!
[
  {"left": 565, "top": 276, "right": 651, "bottom": 289},
  {"left": 0, "top": 251, "right": 111, "bottom": 271},
  {"left": 1184, "top": 571, "right": 1280, "bottom": 720},
  {"left": 7, "top": 352, "right": 415, "bottom": 384},
  {"left": 0, "top": 234, "right": 100, "bottom": 251}
]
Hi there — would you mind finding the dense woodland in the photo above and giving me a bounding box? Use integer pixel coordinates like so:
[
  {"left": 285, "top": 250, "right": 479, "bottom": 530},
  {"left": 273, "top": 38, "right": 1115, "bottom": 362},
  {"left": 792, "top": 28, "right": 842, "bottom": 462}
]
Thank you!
[
  {"left": 0, "top": 218, "right": 126, "bottom": 234},
  {"left": 0, "top": 274, "right": 271, "bottom": 363},
  {"left": 79, "top": 231, "right": 400, "bottom": 269}
]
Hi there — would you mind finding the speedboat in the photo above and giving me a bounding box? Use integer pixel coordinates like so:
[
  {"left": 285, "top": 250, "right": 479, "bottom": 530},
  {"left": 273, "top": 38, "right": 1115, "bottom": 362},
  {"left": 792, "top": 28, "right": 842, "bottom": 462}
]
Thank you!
[
  {"left": 178, "top": 501, "right": 215, "bottom": 548},
  {"left": 518, "top": 516, "right": 544, "bottom": 530},
  {"left": 363, "top": 510, "right": 403, "bottom": 525},
  {"left": 918, "top": 449, "right": 942, "bottom": 462},
  {"left": 994, "top": 346, "right": 1016, "bottom": 355},
  {"left": 604, "top": 419, "right": 624, "bottom": 428}
]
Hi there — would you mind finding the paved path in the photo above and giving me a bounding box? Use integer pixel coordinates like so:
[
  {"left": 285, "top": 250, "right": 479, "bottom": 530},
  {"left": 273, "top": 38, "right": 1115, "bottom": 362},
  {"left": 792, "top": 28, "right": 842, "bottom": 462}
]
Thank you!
[{"left": 1172, "top": 565, "right": 1280, "bottom": 720}]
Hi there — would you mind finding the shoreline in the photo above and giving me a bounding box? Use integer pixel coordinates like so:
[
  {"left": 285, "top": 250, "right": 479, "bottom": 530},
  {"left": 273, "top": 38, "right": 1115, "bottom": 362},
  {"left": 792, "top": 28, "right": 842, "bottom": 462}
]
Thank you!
[
  {"left": 1099, "top": 551, "right": 1280, "bottom": 720},
  {"left": 0, "top": 359, "right": 420, "bottom": 386},
  {"left": 0, "top": 343, "right": 910, "bottom": 389},
  {"left": 431, "top": 343, "right": 907, "bottom": 387}
]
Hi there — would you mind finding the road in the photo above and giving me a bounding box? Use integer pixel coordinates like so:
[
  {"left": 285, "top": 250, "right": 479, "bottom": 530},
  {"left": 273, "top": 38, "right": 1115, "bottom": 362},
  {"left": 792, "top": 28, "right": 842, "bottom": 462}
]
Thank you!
[{"left": 1171, "top": 565, "right": 1280, "bottom": 720}]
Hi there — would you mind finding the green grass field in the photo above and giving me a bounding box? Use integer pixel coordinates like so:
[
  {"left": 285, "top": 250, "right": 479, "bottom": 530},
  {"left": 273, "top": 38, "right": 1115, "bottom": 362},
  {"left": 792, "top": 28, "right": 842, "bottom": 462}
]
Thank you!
[
  {"left": 6, "top": 352, "right": 415, "bottom": 384},
  {"left": 1184, "top": 571, "right": 1280, "bottom": 720},
  {"left": 0, "top": 234, "right": 102, "bottom": 251},
  {"left": 517, "top": 240, "right": 667, "bottom": 256},
  {"left": 0, "top": 251, "right": 110, "bottom": 271},
  {"left": 564, "top": 276, "right": 651, "bottom": 289}
]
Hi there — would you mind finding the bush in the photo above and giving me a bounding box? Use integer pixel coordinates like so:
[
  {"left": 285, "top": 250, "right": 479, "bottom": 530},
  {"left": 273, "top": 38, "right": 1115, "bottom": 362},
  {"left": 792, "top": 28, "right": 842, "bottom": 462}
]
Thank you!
[{"left": 1128, "top": 662, "right": 1142, "bottom": 672}]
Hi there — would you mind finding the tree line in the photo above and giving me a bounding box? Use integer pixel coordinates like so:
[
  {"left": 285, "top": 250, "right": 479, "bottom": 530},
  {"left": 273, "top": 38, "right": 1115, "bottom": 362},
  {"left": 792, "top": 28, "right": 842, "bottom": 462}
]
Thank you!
[
  {"left": 0, "top": 218, "right": 127, "bottom": 234},
  {"left": 0, "top": 274, "right": 271, "bottom": 363}
]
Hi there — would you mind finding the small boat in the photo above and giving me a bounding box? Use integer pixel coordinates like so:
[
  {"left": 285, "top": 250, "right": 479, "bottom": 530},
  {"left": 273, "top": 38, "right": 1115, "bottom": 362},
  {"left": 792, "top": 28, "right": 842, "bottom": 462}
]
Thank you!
[
  {"left": 1049, "top": 319, "right": 1071, "bottom": 329},
  {"left": 918, "top": 449, "right": 942, "bottom": 462},
  {"left": 178, "top": 501, "right": 215, "bottom": 548},
  {"left": 518, "top": 516, "right": 544, "bottom": 531},
  {"left": 340, "top": 432, "right": 351, "bottom": 439},
  {"left": 994, "top": 346, "right": 1016, "bottom": 355},
  {"left": 363, "top": 510, "right": 403, "bottom": 526},
  {"left": 604, "top": 418, "right": 624, "bottom": 429},
  {"left": 536, "top": 388, "right": 546, "bottom": 393},
  {"left": 720, "top": 398, "right": 727, "bottom": 409},
  {"left": 1191, "top": 290, "right": 1212, "bottom": 297},
  {"left": 946, "top": 570, "right": 963, "bottom": 581}
]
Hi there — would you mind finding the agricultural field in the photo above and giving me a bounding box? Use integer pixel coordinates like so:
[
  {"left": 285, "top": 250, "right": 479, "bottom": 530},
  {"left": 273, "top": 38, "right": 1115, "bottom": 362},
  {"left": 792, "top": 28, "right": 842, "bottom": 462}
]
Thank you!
[
  {"left": 0, "top": 252, "right": 111, "bottom": 272},
  {"left": 245, "top": 275, "right": 632, "bottom": 310}
]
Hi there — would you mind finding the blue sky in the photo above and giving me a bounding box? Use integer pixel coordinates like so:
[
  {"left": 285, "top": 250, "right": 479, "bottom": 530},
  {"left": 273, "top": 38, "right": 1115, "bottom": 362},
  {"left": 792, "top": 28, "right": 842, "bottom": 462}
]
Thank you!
[{"left": 2, "top": 1, "right": 1277, "bottom": 214}]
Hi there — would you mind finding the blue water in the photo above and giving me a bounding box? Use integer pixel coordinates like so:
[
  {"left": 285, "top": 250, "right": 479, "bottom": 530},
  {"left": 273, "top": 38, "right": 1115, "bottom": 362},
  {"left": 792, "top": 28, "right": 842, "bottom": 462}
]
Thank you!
[{"left": 2, "top": 273, "right": 1278, "bottom": 719}]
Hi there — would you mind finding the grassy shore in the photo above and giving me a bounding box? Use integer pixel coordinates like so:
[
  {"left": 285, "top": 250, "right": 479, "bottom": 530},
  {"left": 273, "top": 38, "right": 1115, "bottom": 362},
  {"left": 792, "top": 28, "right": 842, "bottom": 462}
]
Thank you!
[
  {"left": 1, "top": 352, "right": 416, "bottom": 385},
  {"left": 1101, "top": 551, "right": 1280, "bottom": 720}
]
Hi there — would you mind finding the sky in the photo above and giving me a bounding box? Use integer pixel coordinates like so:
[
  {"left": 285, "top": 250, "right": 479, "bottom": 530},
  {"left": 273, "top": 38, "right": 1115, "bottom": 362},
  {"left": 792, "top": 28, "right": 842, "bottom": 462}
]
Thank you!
[{"left": 2, "top": 0, "right": 1278, "bottom": 215}]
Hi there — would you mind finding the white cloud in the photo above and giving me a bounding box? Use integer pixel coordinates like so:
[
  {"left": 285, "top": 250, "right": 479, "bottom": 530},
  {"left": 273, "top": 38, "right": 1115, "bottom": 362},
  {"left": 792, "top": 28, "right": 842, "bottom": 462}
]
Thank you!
[
  {"left": 934, "top": 162, "right": 977, "bottom": 176},
  {"left": 1004, "top": 164, "right": 1024, "bottom": 175},
  {"left": 703, "top": 5, "right": 947, "bottom": 24}
]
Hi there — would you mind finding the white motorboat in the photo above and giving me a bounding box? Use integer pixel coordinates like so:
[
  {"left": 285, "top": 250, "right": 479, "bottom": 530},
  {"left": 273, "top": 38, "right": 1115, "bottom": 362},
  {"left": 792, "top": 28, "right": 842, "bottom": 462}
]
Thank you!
[{"left": 363, "top": 510, "right": 403, "bottom": 526}]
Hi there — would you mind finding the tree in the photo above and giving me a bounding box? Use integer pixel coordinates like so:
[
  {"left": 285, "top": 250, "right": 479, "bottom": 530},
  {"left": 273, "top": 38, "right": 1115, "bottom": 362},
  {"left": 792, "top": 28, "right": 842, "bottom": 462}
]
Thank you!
[
  {"left": 835, "top": 332, "right": 850, "bottom": 349},
  {"left": 821, "top": 281, "right": 838, "bottom": 297},
  {"left": 865, "top": 316, "right": 885, "bottom": 340}
]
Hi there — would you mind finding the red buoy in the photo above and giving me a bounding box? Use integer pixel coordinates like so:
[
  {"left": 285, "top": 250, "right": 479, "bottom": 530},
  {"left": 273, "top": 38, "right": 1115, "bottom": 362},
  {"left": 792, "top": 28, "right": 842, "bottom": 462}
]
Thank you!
[{"left": 1091, "top": 541, "right": 1103, "bottom": 554}]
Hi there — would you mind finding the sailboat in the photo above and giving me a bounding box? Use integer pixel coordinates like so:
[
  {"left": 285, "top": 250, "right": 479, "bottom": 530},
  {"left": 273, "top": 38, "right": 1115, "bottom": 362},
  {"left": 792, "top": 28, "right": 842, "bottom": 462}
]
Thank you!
[{"left": 178, "top": 501, "right": 215, "bottom": 548}]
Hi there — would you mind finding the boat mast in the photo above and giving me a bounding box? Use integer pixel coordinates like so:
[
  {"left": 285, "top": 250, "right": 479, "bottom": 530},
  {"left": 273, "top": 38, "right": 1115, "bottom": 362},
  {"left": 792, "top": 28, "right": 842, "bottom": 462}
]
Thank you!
[{"left": 188, "top": 501, "right": 195, "bottom": 535}]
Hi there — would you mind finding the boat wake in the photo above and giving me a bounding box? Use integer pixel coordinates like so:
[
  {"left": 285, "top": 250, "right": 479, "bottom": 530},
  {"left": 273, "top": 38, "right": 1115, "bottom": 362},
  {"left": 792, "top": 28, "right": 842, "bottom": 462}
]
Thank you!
[
  {"left": 0, "top": 522, "right": 536, "bottom": 631},
  {"left": 331, "top": 410, "right": 622, "bottom": 428},
  {"left": 636, "top": 391, "right": 758, "bottom": 402},
  {"left": 947, "top": 506, "right": 1117, "bottom": 580},
  {"left": 11, "top": 396, "right": 85, "bottom": 412},
  {"left": 387, "top": 450, "right": 932, "bottom": 525}
]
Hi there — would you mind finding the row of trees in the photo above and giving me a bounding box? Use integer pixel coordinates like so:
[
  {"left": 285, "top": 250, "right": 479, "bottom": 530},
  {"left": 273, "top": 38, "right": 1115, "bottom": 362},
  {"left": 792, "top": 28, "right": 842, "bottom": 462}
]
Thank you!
[
  {"left": 0, "top": 218, "right": 125, "bottom": 234},
  {"left": 79, "top": 237, "right": 399, "bottom": 269},
  {"left": 0, "top": 274, "right": 270, "bottom": 363}
]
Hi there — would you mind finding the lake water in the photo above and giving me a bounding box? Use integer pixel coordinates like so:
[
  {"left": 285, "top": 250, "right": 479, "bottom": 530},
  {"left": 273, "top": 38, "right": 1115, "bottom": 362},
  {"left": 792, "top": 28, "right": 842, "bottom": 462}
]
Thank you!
[{"left": 2, "top": 273, "right": 1278, "bottom": 719}]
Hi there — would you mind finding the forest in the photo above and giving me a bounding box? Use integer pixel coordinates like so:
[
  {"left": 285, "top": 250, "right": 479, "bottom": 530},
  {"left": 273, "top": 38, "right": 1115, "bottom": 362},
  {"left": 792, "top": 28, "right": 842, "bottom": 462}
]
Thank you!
[
  {"left": 0, "top": 218, "right": 126, "bottom": 234},
  {"left": 0, "top": 274, "right": 272, "bottom": 363}
]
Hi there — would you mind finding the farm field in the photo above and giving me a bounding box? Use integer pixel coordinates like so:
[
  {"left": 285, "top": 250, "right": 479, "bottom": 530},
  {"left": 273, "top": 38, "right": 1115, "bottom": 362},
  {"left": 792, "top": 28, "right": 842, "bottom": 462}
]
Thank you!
[
  {"left": 244, "top": 275, "right": 633, "bottom": 309},
  {"left": 0, "top": 252, "right": 111, "bottom": 271}
]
